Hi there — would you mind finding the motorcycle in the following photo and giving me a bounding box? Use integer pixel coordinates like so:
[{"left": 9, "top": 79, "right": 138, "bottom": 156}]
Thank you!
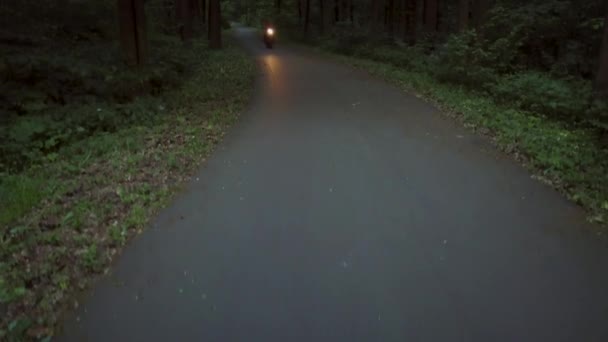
[{"left": 263, "top": 26, "right": 275, "bottom": 49}]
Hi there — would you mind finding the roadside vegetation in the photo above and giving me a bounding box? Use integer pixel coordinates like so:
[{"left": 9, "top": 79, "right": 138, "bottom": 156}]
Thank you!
[
  {"left": 1, "top": 0, "right": 254, "bottom": 340},
  {"left": 231, "top": 0, "right": 608, "bottom": 223}
]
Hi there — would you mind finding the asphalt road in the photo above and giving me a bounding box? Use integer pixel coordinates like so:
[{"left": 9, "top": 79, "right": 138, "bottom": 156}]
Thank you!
[{"left": 58, "top": 27, "right": 608, "bottom": 341}]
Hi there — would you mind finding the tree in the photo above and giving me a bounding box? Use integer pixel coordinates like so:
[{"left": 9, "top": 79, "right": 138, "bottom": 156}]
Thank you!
[
  {"left": 387, "top": 0, "right": 395, "bottom": 37},
  {"left": 424, "top": 0, "right": 438, "bottom": 32},
  {"left": 208, "top": 0, "right": 221, "bottom": 48},
  {"left": 472, "top": 0, "right": 489, "bottom": 29},
  {"left": 201, "top": 0, "right": 207, "bottom": 25},
  {"left": 304, "top": 0, "right": 311, "bottom": 33},
  {"left": 117, "top": 0, "right": 148, "bottom": 66},
  {"left": 371, "top": 0, "right": 384, "bottom": 31},
  {"left": 459, "top": 0, "right": 470, "bottom": 31},
  {"left": 598, "top": 3, "right": 608, "bottom": 96},
  {"left": 403, "top": 0, "right": 416, "bottom": 44},
  {"left": 176, "top": 0, "right": 194, "bottom": 41}
]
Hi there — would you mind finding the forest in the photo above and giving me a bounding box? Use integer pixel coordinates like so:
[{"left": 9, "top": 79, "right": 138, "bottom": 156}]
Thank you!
[{"left": 1, "top": 0, "right": 607, "bottom": 340}]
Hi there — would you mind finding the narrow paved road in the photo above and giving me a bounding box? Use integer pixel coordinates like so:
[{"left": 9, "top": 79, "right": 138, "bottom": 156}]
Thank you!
[{"left": 59, "top": 28, "right": 608, "bottom": 341}]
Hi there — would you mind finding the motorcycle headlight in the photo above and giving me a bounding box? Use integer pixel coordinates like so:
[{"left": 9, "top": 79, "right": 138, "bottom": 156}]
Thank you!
[{"left": 266, "top": 28, "right": 274, "bottom": 36}]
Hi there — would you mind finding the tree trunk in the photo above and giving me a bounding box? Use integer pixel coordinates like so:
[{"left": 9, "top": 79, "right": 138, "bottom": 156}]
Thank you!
[
  {"left": 117, "top": 0, "right": 147, "bottom": 66},
  {"left": 402, "top": 0, "right": 408, "bottom": 40},
  {"left": 201, "top": 0, "right": 206, "bottom": 24},
  {"left": 304, "top": 0, "right": 311, "bottom": 33},
  {"left": 424, "top": 0, "right": 437, "bottom": 32},
  {"left": 416, "top": 0, "right": 424, "bottom": 30},
  {"left": 192, "top": 0, "right": 200, "bottom": 19},
  {"left": 387, "top": 0, "right": 395, "bottom": 37},
  {"left": 371, "top": 0, "right": 383, "bottom": 31},
  {"left": 472, "top": 0, "right": 489, "bottom": 29},
  {"left": 276, "top": 0, "right": 282, "bottom": 13},
  {"left": 191, "top": 0, "right": 201, "bottom": 35},
  {"left": 298, "top": 0, "right": 303, "bottom": 24},
  {"left": 459, "top": 0, "right": 470, "bottom": 31},
  {"left": 176, "top": 0, "right": 193, "bottom": 41},
  {"left": 322, "top": 0, "right": 334, "bottom": 31},
  {"left": 597, "top": 4, "right": 608, "bottom": 96},
  {"left": 208, "top": 0, "right": 221, "bottom": 48},
  {"left": 320, "top": 0, "right": 325, "bottom": 33},
  {"left": 336, "top": 0, "right": 342, "bottom": 21},
  {"left": 404, "top": 0, "right": 416, "bottom": 45}
]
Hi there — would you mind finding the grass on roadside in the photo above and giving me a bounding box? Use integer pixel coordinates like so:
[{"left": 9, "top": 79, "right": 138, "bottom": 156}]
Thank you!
[{"left": 0, "top": 37, "right": 255, "bottom": 341}]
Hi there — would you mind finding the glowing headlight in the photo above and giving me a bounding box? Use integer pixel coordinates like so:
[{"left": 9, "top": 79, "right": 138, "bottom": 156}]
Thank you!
[{"left": 266, "top": 28, "right": 274, "bottom": 36}]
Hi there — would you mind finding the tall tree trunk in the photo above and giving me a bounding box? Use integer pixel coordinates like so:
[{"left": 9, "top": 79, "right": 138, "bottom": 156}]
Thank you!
[
  {"left": 276, "top": 0, "right": 282, "bottom": 13},
  {"left": 117, "top": 0, "right": 148, "bottom": 66},
  {"left": 322, "top": 0, "right": 335, "bottom": 31},
  {"left": 402, "top": 0, "right": 408, "bottom": 40},
  {"left": 191, "top": 0, "right": 201, "bottom": 35},
  {"left": 343, "top": 0, "right": 348, "bottom": 22},
  {"left": 176, "top": 0, "right": 193, "bottom": 41},
  {"left": 208, "top": 0, "right": 221, "bottom": 48},
  {"left": 403, "top": 0, "right": 416, "bottom": 45},
  {"left": 320, "top": 0, "right": 325, "bottom": 33},
  {"left": 163, "top": 0, "right": 173, "bottom": 26},
  {"left": 416, "top": 0, "right": 424, "bottom": 30},
  {"left": 334, "top": 0, "right": 339, "bottom": 22},
  {"left": 424, "top": 0, "right": 437, "bottom": 32},
  {"left": 334, "top": 0, "right": 339, "bottom": 24},
  {"left": 192, "top": 0, "right": 200, "bottom": 19},
  {"left": 459, "top": 0, "right": 470, "bottom": 31},
  {"left": 597, "top": 4, "right": 608, "bottom": 96},
  {"left": 472, "top": 0, "right": 489, "bottom": 29},
  {"left": 387, "top": 0, "right": 395, "bottom": 37},
  {"left": 371, "top": 0, "right": 383, "bottom": 31},
  {"left": 201, "top": 0, "right": 206, "bottom": 25},
  {"left": 348, "top": 0, "right": 354, "bottom": 23},
  {"left": 304, "top": 0, "right": 311, "bottom": 33},
  {"left": 298, "top": 0, "right": 303, "bottom": 24}
]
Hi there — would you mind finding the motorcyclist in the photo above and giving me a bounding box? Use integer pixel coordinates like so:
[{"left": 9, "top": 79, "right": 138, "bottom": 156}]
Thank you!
[{"left": 261, "top": 19, "right": 276, "bottom": 48}]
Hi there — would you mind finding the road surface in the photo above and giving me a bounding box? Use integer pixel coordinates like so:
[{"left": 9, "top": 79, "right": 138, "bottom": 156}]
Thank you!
[{"left": 59, "top": 27, "right": 608, "bottom": 341}]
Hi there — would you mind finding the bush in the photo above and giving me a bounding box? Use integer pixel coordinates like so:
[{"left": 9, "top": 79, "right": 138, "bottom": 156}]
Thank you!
[
  {"left": 0, "top": 99, "right": 162, "bottom": 171},
  {"left": 352, "top": 45, "right": 427, "bottom": 71},
  {"left": 320, "top": 23, "right": 378, "bottom": 55},
  {"left": 432, "top": 30, "right": 497, "bottom": 88},
  {"left": 492, "top": 71, "right": 593, "bottom": 121}
]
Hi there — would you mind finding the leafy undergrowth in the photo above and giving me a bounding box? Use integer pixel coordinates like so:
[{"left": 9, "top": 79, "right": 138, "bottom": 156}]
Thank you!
[
  {"left": 0, "top": 38, "right": 255, "bottom": 340},
  {"left": 303, "top": 45, "right": 608, "bottom": 224}
]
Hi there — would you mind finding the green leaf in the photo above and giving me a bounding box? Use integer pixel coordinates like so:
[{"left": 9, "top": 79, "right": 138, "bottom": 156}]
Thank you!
[
  {"left": 13, "top": 287, "right": 26, "bottom": 297},
  {"left": 8, "top": 320, "right": 18, "bottom": 331},
  {"left": 62, "top": 211, "right": 74, "bottom": 225}
]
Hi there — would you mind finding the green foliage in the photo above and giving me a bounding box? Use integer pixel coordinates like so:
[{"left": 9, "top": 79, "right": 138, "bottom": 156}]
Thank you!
[
  {"left": 433, "top": 30, "right": 497, "bottom": 87},
  {"left": 484, "top": 0, "right": 605, "bottom": 76},
  {"left": 492, "top": 72, "right": 593, "bottom": 121},
  {"left": 320, "top": 23, "right": 373, "bottom": 55},
  {"left": 0, "top": 100, "right": 162, "bottom": 171},
  {"left": 82, "top": 243, "right": 100, "bottom": 271},
  {"left": 0, "top": 174, "right": 49, "bottom": 226}
]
